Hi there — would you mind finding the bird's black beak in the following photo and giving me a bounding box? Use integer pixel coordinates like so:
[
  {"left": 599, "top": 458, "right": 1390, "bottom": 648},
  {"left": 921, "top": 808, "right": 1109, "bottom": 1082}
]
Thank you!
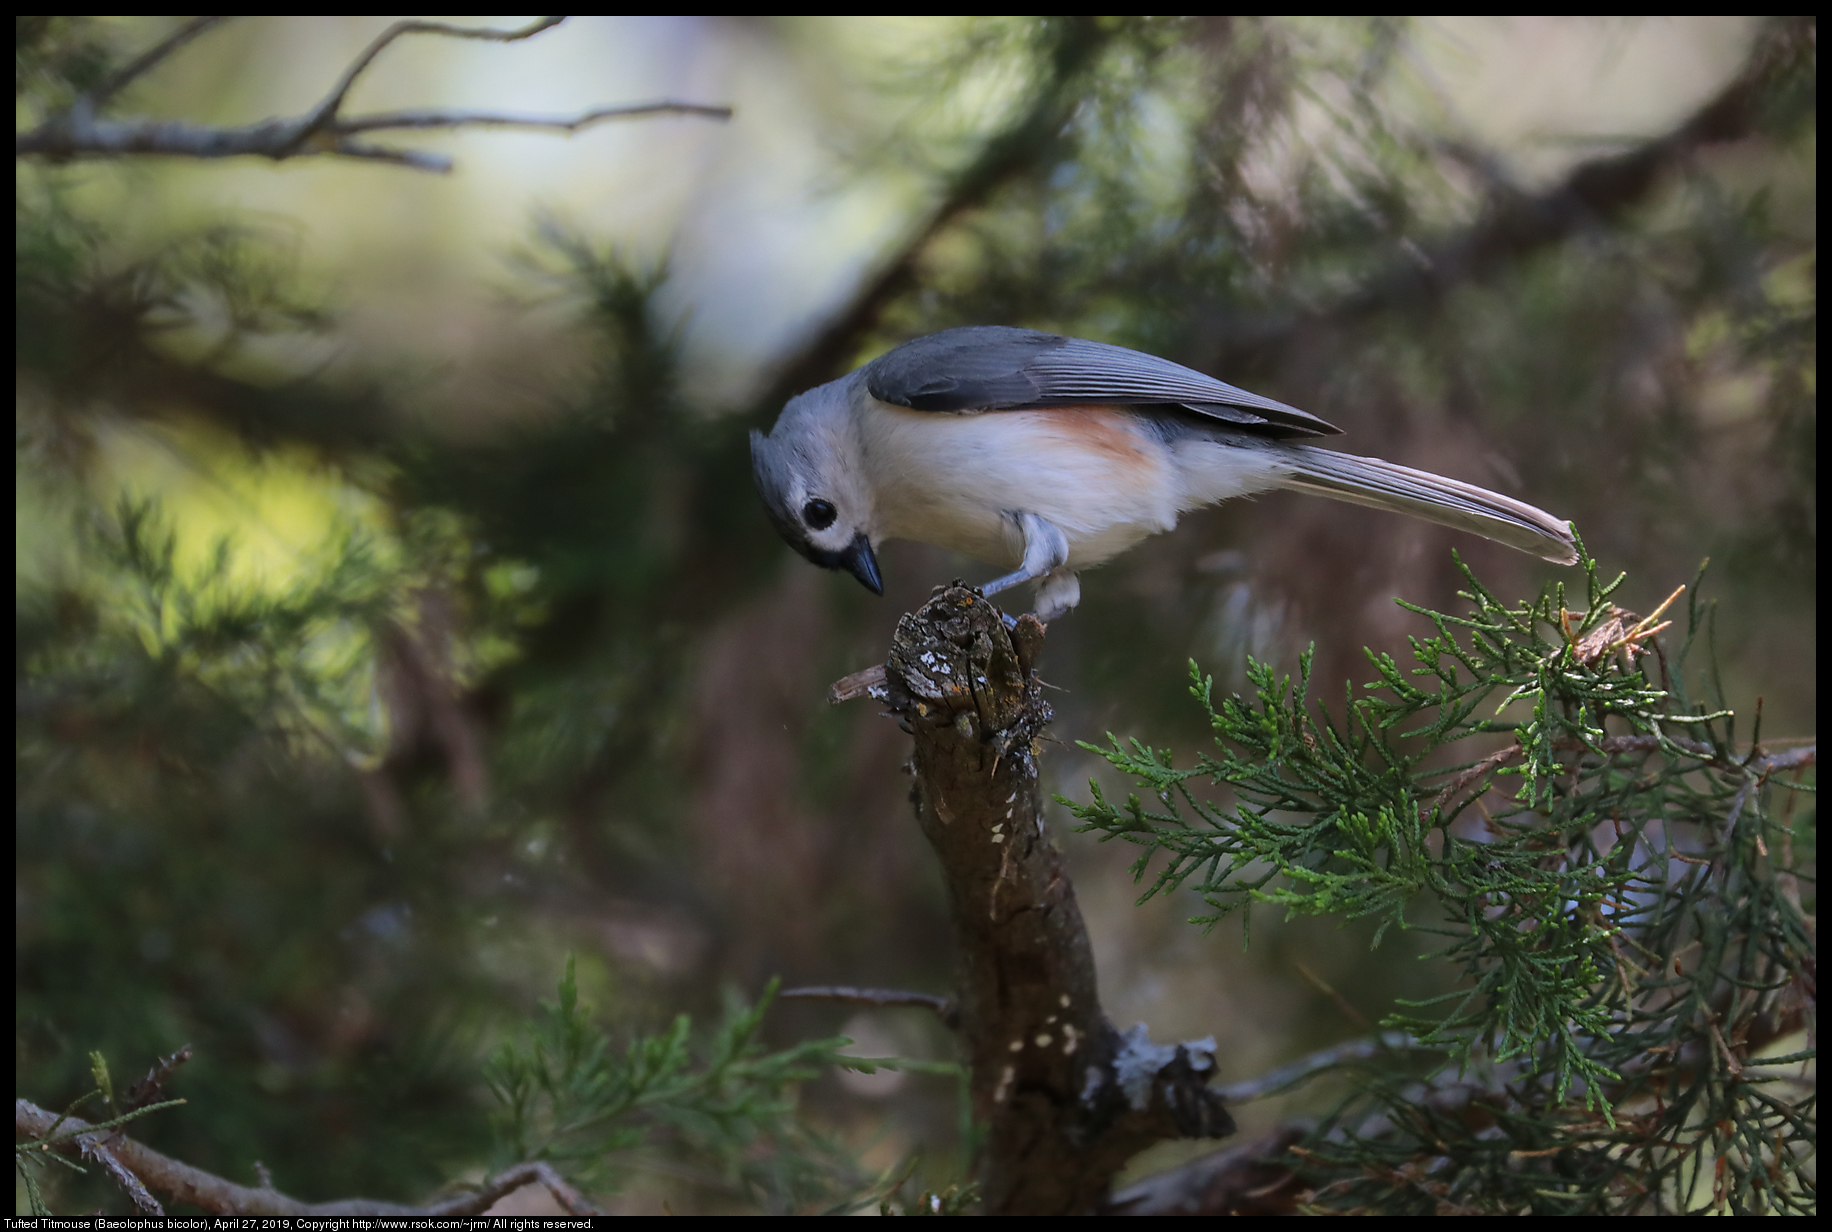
[{"left": 840, "top": 533, "right": 883, "bottom": 596}]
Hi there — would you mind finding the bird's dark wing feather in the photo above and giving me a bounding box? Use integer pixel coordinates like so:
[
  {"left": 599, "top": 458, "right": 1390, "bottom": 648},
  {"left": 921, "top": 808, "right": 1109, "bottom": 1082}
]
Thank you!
[{"left": 862, "top": 325, "right": 1340, "bottom": 438}]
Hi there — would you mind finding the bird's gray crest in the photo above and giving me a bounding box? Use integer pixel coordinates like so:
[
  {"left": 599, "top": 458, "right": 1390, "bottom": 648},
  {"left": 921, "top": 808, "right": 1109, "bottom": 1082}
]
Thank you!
[{"left": 749, "top": 381, "right": 863, "bottom": 550}]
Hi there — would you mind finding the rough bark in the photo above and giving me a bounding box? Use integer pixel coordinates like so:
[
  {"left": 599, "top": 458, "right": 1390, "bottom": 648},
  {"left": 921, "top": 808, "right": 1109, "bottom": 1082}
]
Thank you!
[
  {"left": 872, "top": 586, "right": 1232, "bottom": 1214},
  {"left": 14, "top": 1100, "right": 601, "bottom": 1216}
]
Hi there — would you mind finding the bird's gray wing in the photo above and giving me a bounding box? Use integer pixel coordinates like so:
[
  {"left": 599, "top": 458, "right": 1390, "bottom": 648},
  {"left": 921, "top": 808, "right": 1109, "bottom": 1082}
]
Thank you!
[{"left": 862, "top": 325, "right": 1340, "bottom": 438}]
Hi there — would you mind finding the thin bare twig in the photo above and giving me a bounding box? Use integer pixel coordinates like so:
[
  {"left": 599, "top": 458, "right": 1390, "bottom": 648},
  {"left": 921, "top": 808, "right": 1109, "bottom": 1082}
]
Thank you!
[
  {"left": 87, "top": 16, "right": 236, "bottom": 109},
  {"left": 828, "top": 665, "right": 889, "bottom": 705},
  {"left": 18, "top": 16, "right": 732, "bottom": 174},
  {"left": 781, "top": 984, "right": 960, "bottom": 1029},
  {"left": 1430, "top": 742, "right": 1523, "bottom": 818},
  {"left": 336, "top": 102, "right": 735, "bottom": 135},
  {"left": 1293, "top": 961, "right": 1373, "bottom": 1031},
  {"left": 446, "top": 1161, "right": 600, "bottom": 1218},
  {"left": 121, "top": 1044, "right": 193, "bottom": 1113},
  {"left": 302, "top": 16, "right": 567, "bottom": 129},
  {"left": 1215, "top": 1032, "right": 1418, "bottom": 1103}
]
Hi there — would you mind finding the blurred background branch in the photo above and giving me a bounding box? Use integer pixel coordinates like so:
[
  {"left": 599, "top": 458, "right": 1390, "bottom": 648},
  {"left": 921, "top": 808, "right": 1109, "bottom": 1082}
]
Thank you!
[
  {"left": 1203, "top": 15, "right": 1817, "bottom": 372},
  {"left": 17, "top": 16, "right": 730, "bottom": 172}
]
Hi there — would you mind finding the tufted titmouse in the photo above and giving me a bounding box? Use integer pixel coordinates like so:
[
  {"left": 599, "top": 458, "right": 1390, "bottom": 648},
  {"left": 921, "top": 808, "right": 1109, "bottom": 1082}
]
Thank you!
[{"left": 751, "top": 326, "right": 1576, "bottom": 622}]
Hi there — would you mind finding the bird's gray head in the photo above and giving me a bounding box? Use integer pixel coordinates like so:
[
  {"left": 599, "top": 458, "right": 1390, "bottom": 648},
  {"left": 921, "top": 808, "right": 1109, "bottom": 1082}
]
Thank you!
[{"left": 750, "top": 380, "right": 883, "bottom": 595}]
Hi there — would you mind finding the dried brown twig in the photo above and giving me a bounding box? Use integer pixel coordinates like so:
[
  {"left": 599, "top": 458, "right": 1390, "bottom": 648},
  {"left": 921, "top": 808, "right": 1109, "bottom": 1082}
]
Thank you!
[{"left": 16, "top": 1099, "right": 602, "bottom": 1216}]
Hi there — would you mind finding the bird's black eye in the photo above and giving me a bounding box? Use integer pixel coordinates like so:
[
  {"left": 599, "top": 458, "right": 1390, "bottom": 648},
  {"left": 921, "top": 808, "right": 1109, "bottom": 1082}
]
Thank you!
[{"left": 803, "top": 499, "right": 837, "bottom": 530}]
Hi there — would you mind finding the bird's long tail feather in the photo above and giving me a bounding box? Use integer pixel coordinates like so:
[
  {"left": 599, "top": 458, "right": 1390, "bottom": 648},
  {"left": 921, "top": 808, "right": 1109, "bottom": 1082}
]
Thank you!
[{"left": 1279, "top": 447, "right": 1577, "bottom": 564}]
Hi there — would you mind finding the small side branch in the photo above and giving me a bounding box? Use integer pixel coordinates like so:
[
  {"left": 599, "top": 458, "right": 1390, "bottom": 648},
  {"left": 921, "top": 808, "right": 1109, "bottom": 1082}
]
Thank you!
[
  {"left": 429, "top": 1162, "right": 601, "bottom": 1218},
  {"left": 828, "top": 665, "right": 889, "bottom": 705},
  {"left": 302, "top": 17, "right": 568, "bottom": 129},
  {"left": 15, "top": 1100, "right": 603, "bottom": 1216},
  {"left": 18, "top": 16, "right": 732, "bottom": 173},
  {"left": 780, "top": 985, "right": 960, "bottom": 1028},
  {"left": 88, "top": 16, "right": 235, "bottom": 109},
  {"left": 1214, "top": 1032, "right": 1419, "bottom": 1104}
]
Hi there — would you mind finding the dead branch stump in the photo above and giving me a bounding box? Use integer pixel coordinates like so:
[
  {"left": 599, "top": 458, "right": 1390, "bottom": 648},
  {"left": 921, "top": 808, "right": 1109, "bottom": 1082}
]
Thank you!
[{"left": 874, "top": 586, "right": 1232, "bottom": 1214}]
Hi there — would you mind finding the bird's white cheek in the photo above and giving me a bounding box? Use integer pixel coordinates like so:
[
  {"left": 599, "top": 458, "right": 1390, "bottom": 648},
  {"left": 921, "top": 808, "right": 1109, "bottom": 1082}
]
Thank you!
[{"left": 807, "top": 526, "right": 860, "bottom": 554}]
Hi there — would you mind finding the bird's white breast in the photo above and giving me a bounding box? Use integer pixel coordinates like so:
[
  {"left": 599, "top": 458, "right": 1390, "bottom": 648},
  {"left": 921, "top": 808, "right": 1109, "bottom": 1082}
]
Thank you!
[{"left": 855, "top": 400, "right": 1196, "bottom": 569}]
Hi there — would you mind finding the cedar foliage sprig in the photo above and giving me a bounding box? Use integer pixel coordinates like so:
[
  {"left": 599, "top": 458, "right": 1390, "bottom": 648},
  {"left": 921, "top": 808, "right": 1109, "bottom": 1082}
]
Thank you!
[
  {"left": 485, "top": 959, "right": 889, "bottom": 1214},
  {"left": 1067, "top": 540, "right": 1815, "bottom": 1214}
]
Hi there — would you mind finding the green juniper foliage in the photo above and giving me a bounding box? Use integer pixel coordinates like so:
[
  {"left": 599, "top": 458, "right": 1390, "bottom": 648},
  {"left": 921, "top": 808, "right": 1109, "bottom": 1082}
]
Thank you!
[
  {"left": 15, "top": 1052, "right": 188, "bottom": 1218},
  {"left": 486, "top": 959, "right": 894, "bottom": 1214},
  {"left": 1069, "top": 544, "right": 1814, "bottom": 1215}
]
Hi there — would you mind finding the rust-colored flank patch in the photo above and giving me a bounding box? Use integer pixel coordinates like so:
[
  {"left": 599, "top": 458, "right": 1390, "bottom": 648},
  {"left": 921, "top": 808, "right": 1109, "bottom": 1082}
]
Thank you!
[{"left": 1036, "top": 404, "right": 1156, "bottom": 475}]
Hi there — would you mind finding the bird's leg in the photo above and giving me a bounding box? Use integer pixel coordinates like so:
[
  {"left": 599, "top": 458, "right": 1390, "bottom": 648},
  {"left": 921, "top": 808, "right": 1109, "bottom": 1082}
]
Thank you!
[{"left": 980, "top": 511, "right": 1069, "bottom": 597}]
